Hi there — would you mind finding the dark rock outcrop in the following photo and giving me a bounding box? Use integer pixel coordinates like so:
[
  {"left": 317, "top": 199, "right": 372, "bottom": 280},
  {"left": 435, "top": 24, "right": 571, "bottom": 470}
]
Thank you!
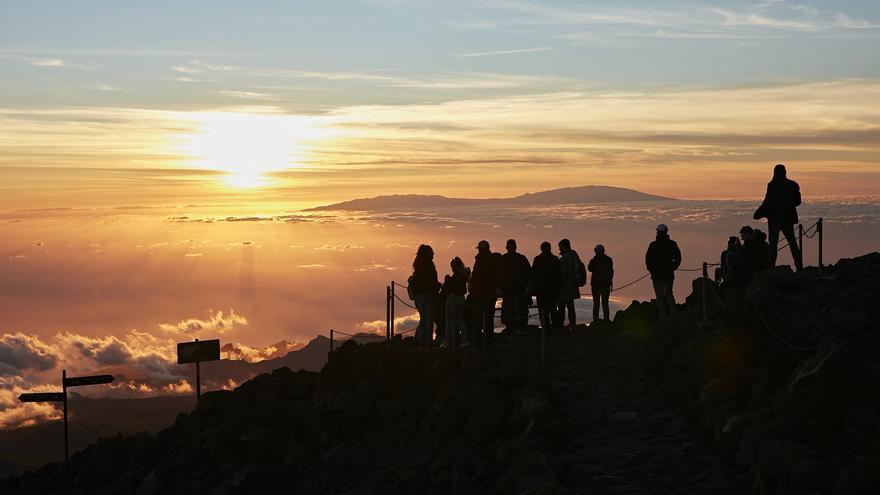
[{"left": 624, "top": 252, "right": 880, "bottom": 495}]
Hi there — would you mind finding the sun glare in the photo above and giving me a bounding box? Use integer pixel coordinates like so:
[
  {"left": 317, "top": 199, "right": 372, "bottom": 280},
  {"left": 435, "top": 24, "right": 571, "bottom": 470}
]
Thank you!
[{"left": 178, "top": 112, "right": 329, "bottom": 188}]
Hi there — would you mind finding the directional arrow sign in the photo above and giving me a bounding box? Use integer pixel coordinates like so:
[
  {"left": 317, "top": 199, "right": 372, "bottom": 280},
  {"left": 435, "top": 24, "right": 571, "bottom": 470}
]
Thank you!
[
  {"left": 19, "top": 392, "right": 65, "bottom": 403},
  {"left": 63, "top": 374, "right": 114, "bottom": 388},
  {"left": 177, "top": 339, "right": 220, "bottom": 364}
]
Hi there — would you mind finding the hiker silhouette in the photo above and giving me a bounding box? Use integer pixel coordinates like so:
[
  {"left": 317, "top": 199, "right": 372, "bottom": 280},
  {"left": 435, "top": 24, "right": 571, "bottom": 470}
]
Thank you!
[
  {"left": 754, "top": 164, "right": 804, "bottom": 271},
  {"left": 587, "top": 244, "right": 613, "bottom": 323},
  {"left": 468, "top": 240, "right": 501, "bottom": 350},
  {"left": 499, "top": 239, "right": 531, "bottom": 333},
  {"left": 645, "top": 224, "right": 682, "bottom": 320},
  {"left": 532, "top": 241, "right": 562, "bottom": 335},
  {"left": 409, "top": 244, "right": 440, "bottom": 346},
  {"left": 441, "top": 256, "right": 469, "bottom": 348},
  {"left": 716, "top": 236, "right": 740, "bottom": 283},
  {"left": 557, "top": 239, "right": 582, "bottom": 330}
]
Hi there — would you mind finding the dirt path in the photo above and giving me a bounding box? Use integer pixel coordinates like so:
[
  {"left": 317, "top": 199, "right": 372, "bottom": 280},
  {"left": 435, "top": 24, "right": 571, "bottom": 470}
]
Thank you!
[{"left": 495, "top": 326, "right": 745, "bottom": 494}]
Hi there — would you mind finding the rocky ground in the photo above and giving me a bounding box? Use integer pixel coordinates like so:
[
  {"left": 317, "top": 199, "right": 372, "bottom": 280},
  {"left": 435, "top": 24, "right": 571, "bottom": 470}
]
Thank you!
[{"left": 2, "top": 252, "right": 877, "bottom": 494}]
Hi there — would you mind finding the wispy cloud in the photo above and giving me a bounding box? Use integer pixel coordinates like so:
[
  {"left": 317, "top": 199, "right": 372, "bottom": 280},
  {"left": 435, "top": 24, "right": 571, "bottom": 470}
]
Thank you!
[
  {"left": 463, "top": 0, "right": 880, "bottom": 42},
  {"left": 454, "top": 46, "right": 551, "bottom": 57}
]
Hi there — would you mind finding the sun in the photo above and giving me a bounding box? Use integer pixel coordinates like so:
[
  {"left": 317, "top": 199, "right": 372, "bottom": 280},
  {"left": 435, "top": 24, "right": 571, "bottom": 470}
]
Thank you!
[{"left": 178, "top": 112, "right": 327, "bottom": 188}]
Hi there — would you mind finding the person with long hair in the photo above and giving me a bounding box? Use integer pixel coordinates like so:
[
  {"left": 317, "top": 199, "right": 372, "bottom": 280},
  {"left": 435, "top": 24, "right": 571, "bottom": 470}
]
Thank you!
[
  {"left": 441, "top": 256, "right": 470, "bottom": 348},
  {"left": 409, "top": 244, "right": 440, "bottom": 346}
]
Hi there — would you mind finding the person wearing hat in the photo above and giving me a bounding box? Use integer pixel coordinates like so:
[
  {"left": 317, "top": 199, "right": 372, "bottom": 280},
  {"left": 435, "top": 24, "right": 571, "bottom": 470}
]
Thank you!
[
  {"left": 468, "top": 240, "right": 501, "bottom": 349},
  {"left": 754, "top": 164, "right": 803, "bottom": 271},
  {"left": 587, "top": 244, "right": 614, "bottom": 324},
  {"left": 645, "top": 224, "right": 682, "bottom": 320}
]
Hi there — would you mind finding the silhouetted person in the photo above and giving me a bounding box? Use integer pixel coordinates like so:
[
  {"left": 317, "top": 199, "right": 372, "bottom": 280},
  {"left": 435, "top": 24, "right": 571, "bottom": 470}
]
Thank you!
[
  {"left": 557, "top": 239, "right": 583, "bottom": 330},
  {"left": 738, "top": 225, "right": 760, "bottom": 282},
  {"left": 532, "top": 241, "right": 562, "bottom": 335},
  {"left": 754, "top": 164, "right": 803, "bottom": 271},
  {"left": 468, "top": 240, "right": 500, "bottom": 349},
  {"left": 715, "top": 236, "right": 741, "bottom": 283},
  {"left": 587, "top": 244, "right": 613, "bottom": 324},
  {"left": 499, "top": 239, "right": 531, "bottom": 333},
  {"left": 645, "top": 224, "right": 681, "bottom": 320},
  {"left": 441, "top": 257, "right": 470, "bottom": 348},
  {"left": 722, "top": 235, "right": 749, "bottom": 289},
  {"left": 410, "top": 244, "right": 440, "bottom": 346}
]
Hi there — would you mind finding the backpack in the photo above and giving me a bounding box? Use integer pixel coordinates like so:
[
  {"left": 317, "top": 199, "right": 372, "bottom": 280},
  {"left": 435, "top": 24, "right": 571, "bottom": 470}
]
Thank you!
[{"left": 576, "top": 260, "right": 587, "bottom": 287}]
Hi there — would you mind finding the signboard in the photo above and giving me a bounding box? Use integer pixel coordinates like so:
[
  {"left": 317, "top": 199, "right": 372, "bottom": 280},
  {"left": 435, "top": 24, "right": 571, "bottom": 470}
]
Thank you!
[
  {"left": 64, "top": 375, "right": 114, "bottom": 388},
  {"left": 19, "top": 392, "right": 65, "bottom": 403},
  {"left": 177, "top": 339, "right": 221, "bottom": 364}
]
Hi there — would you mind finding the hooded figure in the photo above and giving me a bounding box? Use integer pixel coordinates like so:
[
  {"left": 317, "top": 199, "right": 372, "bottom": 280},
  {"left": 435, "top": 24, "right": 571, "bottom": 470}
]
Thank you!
[{"left": 754, "top": 164, "right": 803, "bottom": 271}]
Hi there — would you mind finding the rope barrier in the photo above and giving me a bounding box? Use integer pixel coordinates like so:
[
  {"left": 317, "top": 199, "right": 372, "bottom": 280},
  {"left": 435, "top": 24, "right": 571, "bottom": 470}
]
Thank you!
[{"left": 745, "top": 294, "right": 820, "bottom": 351}]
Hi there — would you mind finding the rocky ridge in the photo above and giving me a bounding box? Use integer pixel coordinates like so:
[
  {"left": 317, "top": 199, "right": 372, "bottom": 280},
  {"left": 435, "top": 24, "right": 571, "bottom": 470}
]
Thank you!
[{"left": 3, "top": 252, "right": 877, "bottom": 494}]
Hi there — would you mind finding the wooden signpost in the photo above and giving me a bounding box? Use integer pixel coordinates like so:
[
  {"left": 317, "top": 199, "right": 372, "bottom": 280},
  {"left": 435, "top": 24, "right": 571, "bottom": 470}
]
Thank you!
[
  {"left": 18, "top": 369, "right": 115, "bottom": 481},
  {"left": 177, "top": 338, "right": 220, "bottom": 402}
]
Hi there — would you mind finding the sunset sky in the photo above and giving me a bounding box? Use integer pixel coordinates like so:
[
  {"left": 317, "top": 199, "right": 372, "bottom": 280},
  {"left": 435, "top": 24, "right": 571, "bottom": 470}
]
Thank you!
[
  {"left": 2, "top": 0, "right": 879, "bottom": 207},
  {"left": 1, "top": 1, "right": 879, "bottom": 427}
]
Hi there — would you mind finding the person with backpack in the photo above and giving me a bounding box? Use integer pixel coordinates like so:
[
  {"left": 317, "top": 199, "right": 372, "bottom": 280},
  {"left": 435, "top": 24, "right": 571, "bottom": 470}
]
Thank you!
[
  {"left": 409, "top": 244, "right": 441, "bottom": 346},
  {"left": 557, "top": 238, "right": 584, "bottom": 331},
  {"left": 587, "top": 244, "right": 613, "bottom": 324},
  {"left": 441, "top": 257, "right": 470, "bottom": 348},
  {"left": 532, "top": 241, "right": 562, "bottom": 336},
  {"left": 499, "top": 239, "right": 532, "bottom": 333},
  {"left": 645, "top": 224, "right": 682, "bottom": 320}
]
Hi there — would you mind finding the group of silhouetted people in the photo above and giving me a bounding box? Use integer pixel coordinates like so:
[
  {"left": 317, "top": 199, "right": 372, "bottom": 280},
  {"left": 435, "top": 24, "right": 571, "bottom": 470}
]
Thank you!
[
  {"left": 407, "top": 164, "right": 806, "bottom": 346},
  {"left": 716, "top": 164, "right": 804, "bottom": 288},
  {"left": 408, "top": 238, "right": 616, "bottom": 349}
]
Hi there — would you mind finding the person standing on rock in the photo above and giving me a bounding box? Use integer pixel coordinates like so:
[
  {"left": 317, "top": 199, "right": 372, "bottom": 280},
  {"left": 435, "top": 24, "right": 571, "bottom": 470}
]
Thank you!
[
  {"left": 587, "top": 244, "right": 613, "bottom": 324},
  {"left": 753, "top": 163, "right": 804, "bottom": 271},
  {"left": 469, "top": 240, "right": 501, "bottom": 350},
  {"left": 532, "top": 241, "right": 562, "bottom": 335},
  {"left": 645, "top": 224, "right": 682, "bottom": 320},
  {"left": 441, "top": 257, "right": 470, "bottom": 348},
  {"left": 410, "top": 244, "right": 440, "bottom": 346},
  {"left": 499, "top": 239, "right": 532, "bottom": 333},
  {"left": 557, "top": 239, "right": 584, "bottom": 331}
]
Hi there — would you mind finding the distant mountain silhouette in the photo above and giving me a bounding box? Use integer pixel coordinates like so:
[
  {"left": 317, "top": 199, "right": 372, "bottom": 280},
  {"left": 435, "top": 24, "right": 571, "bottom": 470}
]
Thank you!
[{"left": 306, "top": 185, "right": 675, "bottom": 211}]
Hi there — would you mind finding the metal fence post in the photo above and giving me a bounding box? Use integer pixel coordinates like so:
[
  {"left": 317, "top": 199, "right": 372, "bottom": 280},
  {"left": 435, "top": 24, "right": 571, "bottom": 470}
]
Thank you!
[
  {"left": 818, "top": 218, "right": 824, "bottom": 270},
  {"left": 390, "top": 282, "right": 396, "bottom": 339},
  {"left": 62, "top": 369, "right": 69, "bottom": 480},
  {"left": 330, "top": 329, "right": 334, "bottom": 352},
  {"left": 386, "top": 285, "right": 391, "bottom": 349}
]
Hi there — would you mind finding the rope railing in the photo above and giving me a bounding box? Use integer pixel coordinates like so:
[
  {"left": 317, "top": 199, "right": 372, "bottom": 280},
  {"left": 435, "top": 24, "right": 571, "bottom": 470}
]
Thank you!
[{"left": 744, "top": 294, "right": 821, "bottom": 352}]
